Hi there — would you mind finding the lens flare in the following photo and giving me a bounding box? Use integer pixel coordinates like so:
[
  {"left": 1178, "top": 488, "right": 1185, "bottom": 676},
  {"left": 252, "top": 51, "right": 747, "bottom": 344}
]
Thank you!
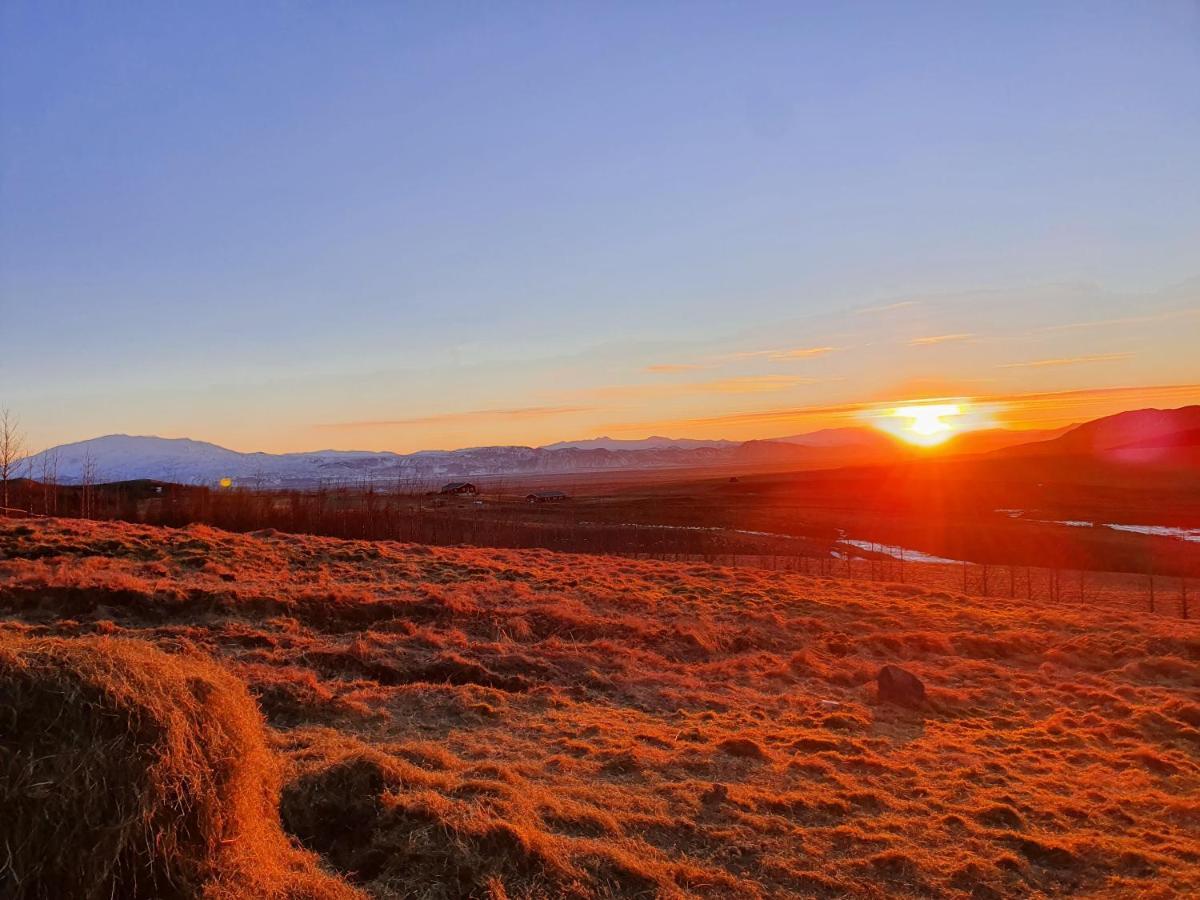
[
  {"left": 892, "top": 403, "right": 961, "bottom": 441},
  {"left": 862, "top": 400, "right": 999, "bottom": 448}
]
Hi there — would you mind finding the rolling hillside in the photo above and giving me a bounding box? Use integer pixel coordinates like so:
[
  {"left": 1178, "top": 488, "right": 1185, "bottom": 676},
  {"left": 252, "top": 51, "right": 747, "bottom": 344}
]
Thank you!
[{"left": 1, "top": 518, "right": 1196, "bottom": 897}]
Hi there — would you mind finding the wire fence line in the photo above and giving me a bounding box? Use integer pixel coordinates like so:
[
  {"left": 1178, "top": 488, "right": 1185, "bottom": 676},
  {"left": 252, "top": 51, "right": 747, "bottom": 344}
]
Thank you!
[
  {"left": 1, "top": 493, "right": 1192, "bottom": 619},
  {"left": 625, "top": 551, "right": 1192, "bottom": 619}
]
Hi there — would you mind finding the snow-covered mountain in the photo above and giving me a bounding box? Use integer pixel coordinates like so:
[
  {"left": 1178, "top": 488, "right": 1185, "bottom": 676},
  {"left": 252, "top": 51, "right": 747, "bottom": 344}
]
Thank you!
[
  {"left": 540, "top": 435, "right": 737, "bottom": 451},
  {"left": 23, "top": 419, "right": 1086, "bottom": 489},
  {"left": 23, "top": 434, "right": 811, "bottom": 487}
]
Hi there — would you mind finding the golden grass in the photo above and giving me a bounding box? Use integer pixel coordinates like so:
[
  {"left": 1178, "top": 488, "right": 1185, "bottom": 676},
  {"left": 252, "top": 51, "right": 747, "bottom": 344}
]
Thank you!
[
  {"left": 1, "top": 518, "right": 1197, "bottom": 897},
  {"left": 0, "top": 633, "right": 359, "bottom": 900}
]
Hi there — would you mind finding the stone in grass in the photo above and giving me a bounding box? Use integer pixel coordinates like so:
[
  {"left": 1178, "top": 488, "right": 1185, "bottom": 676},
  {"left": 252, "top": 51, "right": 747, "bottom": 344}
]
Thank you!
[
  {"left": 717, "top": 737, "right": 770, "bottom": 760},
  {"left": 877, "top": 664, "right": 926, "bottom": 707}
]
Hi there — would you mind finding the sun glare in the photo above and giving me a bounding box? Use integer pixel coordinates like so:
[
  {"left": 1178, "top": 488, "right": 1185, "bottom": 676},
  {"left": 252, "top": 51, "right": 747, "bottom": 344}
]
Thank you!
[
  {"left": 893, "top": 403, "right": 961, "bottom": 443},
  {"left": 863, "top": 400, "right": 996, "bottom": 448}
]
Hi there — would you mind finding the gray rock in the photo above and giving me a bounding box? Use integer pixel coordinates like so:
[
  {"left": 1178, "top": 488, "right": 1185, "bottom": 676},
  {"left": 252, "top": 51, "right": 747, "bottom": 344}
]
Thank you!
[{"left": 877, "top": 665, "right": 926, "bottom": 706}]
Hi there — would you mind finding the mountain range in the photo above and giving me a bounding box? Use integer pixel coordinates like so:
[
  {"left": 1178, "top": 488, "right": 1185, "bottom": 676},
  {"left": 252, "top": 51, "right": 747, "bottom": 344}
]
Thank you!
[{"left": 19, "top": 407, "right": 1197, "bottom": 487}]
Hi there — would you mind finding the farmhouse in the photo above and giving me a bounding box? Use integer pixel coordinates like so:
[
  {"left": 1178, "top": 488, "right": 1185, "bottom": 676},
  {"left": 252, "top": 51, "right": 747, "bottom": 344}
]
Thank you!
[
  {"left": 526, "top": 490, "right": 569, "bottom": 503},
  {"left": 440, "top": 481, "right": 478, "bottom": 495}
]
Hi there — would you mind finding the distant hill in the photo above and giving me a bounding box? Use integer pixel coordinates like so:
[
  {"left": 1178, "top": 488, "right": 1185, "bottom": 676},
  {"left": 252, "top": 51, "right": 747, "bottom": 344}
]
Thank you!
[
  {"left": 768, "top": 427, "right": 893, "bottom": 448},
  {"left": 996, "top": 406, "right": 1200, "bottom": 464},
  {"left": 22, "top": 433, "right": 818, "bottom": 487},
  {"left": 24, "top": 409, "right": 1190, "bottom": 488},
  {"left": 770, "top": 424, "right": 1069, "bottom": 455},
  {"left": 540, "top": 435, "right": 737, "bottom": 451},
  {"left": 942, "top": 425, "right": 1074, "bottom": 455},
  {"left": 1115, "top": 427, "right": 1200, "bottom": 451}
]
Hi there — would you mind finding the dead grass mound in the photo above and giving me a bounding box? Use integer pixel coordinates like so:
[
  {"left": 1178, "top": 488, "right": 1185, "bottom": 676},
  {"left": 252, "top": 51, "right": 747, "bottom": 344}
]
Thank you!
[{"left": 0, "top": 635, "right": 359, "bottom": 900}]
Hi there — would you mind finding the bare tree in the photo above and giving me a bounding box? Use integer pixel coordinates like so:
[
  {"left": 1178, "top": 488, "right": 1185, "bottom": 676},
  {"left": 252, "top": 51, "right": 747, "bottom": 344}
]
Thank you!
[
  {"left": 81, "top": 449, "right": 98, "bottom": 519},
  {"left": 0, "top": 408, "right": 26, "bottom": 511},
  {"left": 39, "top": 448, "right": 59, "bottom": 515}
]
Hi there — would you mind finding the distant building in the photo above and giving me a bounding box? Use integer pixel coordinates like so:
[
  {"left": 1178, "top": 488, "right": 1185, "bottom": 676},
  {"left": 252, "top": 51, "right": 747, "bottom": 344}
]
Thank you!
[
  {"left": 526, "top": 490, "right": 569, "bottom": 503},
  {"left": 440, "top": 481, "right": 478, "bottom": 495}
]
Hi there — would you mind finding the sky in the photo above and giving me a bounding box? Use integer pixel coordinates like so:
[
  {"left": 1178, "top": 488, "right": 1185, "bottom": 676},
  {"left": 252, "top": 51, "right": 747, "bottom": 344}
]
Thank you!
[{"left": 2, "top": 1, "right": 1199, "bottom": 453}]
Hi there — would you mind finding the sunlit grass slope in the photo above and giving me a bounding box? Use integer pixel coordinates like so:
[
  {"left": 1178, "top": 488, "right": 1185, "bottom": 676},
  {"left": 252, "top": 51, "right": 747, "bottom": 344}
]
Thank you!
[{"left": 1, "top": 519, "right": 1196, "bottom": 898}]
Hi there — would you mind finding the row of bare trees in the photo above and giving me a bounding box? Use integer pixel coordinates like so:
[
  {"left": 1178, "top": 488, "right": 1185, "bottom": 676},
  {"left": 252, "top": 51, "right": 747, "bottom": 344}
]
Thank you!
[
  {"left": 0, "top": 408, "right": 101, "bottom": 518},
  {"left": 1, "top": 408, "right": 25, "bottom": 511}
]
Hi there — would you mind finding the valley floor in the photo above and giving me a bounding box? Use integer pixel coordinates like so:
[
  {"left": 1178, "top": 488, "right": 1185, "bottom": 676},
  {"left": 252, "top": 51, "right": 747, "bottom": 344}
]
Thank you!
[{"left": 1, "top": 518, "right": 1197, "bottom": 898}]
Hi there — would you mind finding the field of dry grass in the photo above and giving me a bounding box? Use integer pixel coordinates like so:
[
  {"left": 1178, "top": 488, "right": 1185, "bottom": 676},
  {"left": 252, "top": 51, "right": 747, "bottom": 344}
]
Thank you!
[{"left": 1, "top": 517, "right": 1197, "bottom": 898}]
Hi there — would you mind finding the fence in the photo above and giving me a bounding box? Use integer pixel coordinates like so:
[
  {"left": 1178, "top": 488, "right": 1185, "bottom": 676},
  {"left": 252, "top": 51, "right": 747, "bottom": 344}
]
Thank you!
[
  {"left": 625, "top": 551, "right": 1192, "bottom": 618},
  {"left": 1, "top": 484, "right": 1192, "bottom": 619}
]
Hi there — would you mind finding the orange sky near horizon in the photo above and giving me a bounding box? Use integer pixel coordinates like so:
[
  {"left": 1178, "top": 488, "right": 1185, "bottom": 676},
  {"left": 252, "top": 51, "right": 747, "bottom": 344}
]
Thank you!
[
  {"left": 21, "top": 382, "right": 1197, "bottom": 457},
  {"left": 561, "top": 383, "right": 1200, "bottom": 446},
  {"left": 10, "top": 281, "right": 1200, "bottom": 455}
]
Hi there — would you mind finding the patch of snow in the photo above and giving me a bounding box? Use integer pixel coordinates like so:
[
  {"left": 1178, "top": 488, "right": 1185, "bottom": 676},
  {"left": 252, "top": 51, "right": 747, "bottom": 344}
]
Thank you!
[
  {"left": 839, "top": 539, "right": 962, "bottom": 565},
  {"left": 1104, "top": 524, "right": 1200, "bottom": 542}
]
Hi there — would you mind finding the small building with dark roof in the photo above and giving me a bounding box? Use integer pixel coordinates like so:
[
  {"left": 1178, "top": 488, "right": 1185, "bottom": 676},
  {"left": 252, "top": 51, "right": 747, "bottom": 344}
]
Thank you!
[
  {"left": 525, "top": 490, "right": 569, "bottom": 503},
  {"left": 440, "top": 481, "right": 478, "bottom": 495}
]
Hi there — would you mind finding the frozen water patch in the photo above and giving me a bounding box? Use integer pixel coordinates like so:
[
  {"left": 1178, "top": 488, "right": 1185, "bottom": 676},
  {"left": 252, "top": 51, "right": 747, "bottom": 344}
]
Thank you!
[
  {"left": 839, "top": 539, "right": 962, "bottom": 565},
  {"left": 1029, "top": 519, "right": 1200, "bottom": 541},
  {"left": 1105, "top": 523, "right": 1200, "bottom": 542},
  {"left": 584, "top": 520, "right": 972, "bottom": 563},
  {"left": 599, "top": 522, "right": 807, "bottom": 541}
]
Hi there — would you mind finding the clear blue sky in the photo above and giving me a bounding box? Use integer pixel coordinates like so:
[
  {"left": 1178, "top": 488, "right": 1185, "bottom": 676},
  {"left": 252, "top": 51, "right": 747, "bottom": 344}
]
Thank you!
[{"left": 3, "top": 1, "right": 1198, "bottom": 451}]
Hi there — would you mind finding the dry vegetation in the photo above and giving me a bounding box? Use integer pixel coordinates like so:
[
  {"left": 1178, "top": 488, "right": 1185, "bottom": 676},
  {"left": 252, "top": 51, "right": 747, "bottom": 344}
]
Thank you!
[
  {"left": 0, "top": 634, "right": 357, "bottom": 900},
  {"left": 1, "top": 517, "right": 1197, "bottom": 898}
]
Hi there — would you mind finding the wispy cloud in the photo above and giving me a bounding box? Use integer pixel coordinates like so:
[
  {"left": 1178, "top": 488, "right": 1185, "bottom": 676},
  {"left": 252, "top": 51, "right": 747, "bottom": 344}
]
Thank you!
[
  {"left": 909, "top": 333, "right": 975, "bottom": 346},
  {"left": 857, "top": 300, "right": 920, "bottom": 315},
  {"left": 769, "top": 346, "right": 839, "bottom": 360},
  {"left": 727, "top": 345, "right": 839, "bottom": 362},
  {"left": 598, "top": 383, "right": 1200, "bottom": 436},
  {"left": 644, "top": 363, "right": 707, "bottom": 374},
  {"left": 1036, "top": 307, "right": 1200, "bottom": 333},
  {"left": 584, "top": 375, "right": 815, "bottom": 401},
  {"left": 998, "top": 352, "right": 1134, "bottom": 369},
  {"left": 705, "top": 375, "right": 815, "bottom": 393},
  {"left": 316, "top": 405, "right": 596, "bottom": 429}
]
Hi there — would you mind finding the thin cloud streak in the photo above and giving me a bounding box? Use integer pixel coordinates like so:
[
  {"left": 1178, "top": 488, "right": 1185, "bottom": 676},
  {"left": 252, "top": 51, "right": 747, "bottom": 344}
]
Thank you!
[
  {"left": 316, "top": 405, "right": 597, "bottom": 430},
  {"left": 726, "top": 346, "right": 839, "bottom": 362},
  {"left": 909, "top": 333, "right": 975, "bottom": 346},
  {"left": 857, "top": 300, "right": 920, "bottom": 315},
  {"left": 582, "top": 375, "right": 820, "bottom": 402},
  {"left": 1036, "top": 308, "right": 1200, "bottom": 332},
  {"left": 643, "top": 345, "right": 838, "bottom": 374},
  {"left": 644, "top": 363, "right": 707, "bottom": 373},
  {"left": 599, "top": 383, "right": 1200, "bottom": 435},
  {"left": 706, "top": 375, "right": 817, "bottom": 393},
  {"left": 998, "top": 352, "right": 1134, "bottom": 369}
]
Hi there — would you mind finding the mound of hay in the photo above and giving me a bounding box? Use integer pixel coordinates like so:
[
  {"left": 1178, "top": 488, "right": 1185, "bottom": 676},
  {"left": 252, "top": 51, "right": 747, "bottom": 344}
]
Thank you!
[{"left": 0, "top": 634, "right": 360, "bottom": 900}]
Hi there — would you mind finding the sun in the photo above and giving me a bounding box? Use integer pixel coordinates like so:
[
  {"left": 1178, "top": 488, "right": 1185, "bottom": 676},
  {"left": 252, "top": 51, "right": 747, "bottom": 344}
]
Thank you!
[
  {"left": 865, "top": 401, "right": 981, "bottom": 447},
  {"left": 893, "top": 403, "right": 961, "bottom": 444}
]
